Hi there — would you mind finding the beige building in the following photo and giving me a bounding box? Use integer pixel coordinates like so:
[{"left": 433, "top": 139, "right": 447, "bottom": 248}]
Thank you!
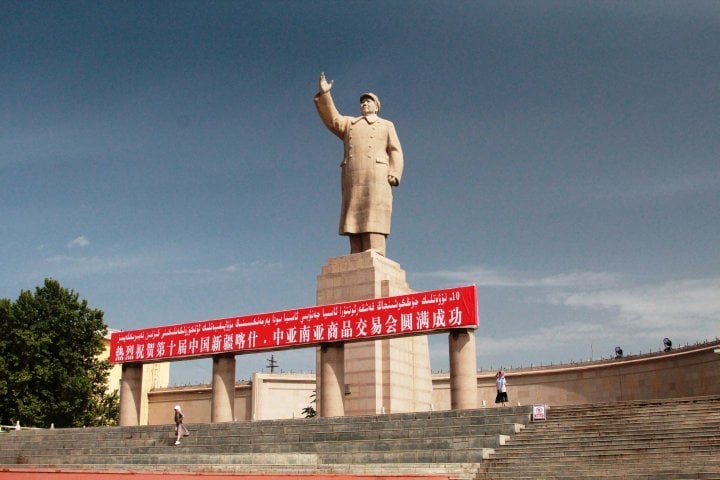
[
  {"left": 140, "top": 339, "right": 720, "bottom": 426},
  {"left": 104, "top": 257, "right": 718, "bottom": 426}
]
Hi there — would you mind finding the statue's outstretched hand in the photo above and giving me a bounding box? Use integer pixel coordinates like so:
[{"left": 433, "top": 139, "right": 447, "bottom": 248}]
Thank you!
[{"left": 319, "top": 72, "right": 333, "bottom": 93}]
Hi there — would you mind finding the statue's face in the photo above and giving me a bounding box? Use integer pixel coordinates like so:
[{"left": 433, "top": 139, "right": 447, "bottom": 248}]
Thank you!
[{"left": 360, "top": 97, "right": 379, "bottom": 116}]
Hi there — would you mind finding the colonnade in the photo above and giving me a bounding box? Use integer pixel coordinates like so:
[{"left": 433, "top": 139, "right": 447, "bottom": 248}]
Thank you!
[
  {"left": 119, "top": 252, "right": 478, "bottom": 425},
  {"left": 118, "top": 329, "right": 477, "bottom": 425}
]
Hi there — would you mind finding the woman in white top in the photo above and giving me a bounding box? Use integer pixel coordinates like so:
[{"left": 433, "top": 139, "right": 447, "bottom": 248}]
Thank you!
[
  {"left": 174, "top": 405, "right": 189, "bottom": 445},
  {"left": 495, "top": 371, "right": 508, "bottom": 407}
]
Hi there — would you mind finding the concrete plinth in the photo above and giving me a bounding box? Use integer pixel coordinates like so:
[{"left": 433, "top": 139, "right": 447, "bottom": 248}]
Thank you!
[
  {"left": 119, "top": 363, "right": 143, "bottom": 426},
  {"left": 316, "top": 250, "right": 433, "bottom": 416},
  {"left": 211, "top": 354, "right": 236, "bottom": 423},
  {"left": 449, "top": 329, "right": 478, "bottom": 409},
  {"left": 319, "top": 343, "right": 345, "bottom": 417}
]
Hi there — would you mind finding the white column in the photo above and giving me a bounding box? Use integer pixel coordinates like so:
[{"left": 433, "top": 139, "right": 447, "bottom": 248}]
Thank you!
[
  {"left": 319, "top": 343, "right": 345, "bottom": 417},
  {"left": 119, "top": 363, "right": 143, "bottom": 426},
  {"left": 449, "top": 329, "right": 478, "bottom": 410},
  {"left": 211, "top": 354, "right": 236, "bottom": 423}
]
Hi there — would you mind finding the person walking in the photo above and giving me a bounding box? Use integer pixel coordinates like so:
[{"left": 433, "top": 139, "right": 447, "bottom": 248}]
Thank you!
[
  {"left": 495, "top": 371, "right": 508, "bottom": 407},
  {"left": 174, "top": 405, "right": 189, "bottom": 445}
]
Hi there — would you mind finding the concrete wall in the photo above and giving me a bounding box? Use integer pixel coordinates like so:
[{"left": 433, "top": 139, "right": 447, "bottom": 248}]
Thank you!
[
  {"left": 147, "top": 383, "right": 255, "bottom": 425},
  {"left": 145, "top": 341, "right": 720, "bottom": 425},
  {"left": 146, "top": 373, "right": 316, "bottom": 425},
  {"left": 251, "top": 373, "right": 316, "bottom": 420},
  {"left": 433, "top": 341, "right": 720, "bottom": 409}
]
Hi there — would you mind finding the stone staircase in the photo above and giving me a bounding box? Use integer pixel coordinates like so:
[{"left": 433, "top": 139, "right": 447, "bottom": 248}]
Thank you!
[
  {"left": 0, "top": 406, "right": 532, "bottom": 479},
  {"left": 480, "top": 396, "right": 720, "bottom": 479},
  {"left": 5, "top": 397, "right": 717, "bottom": 479}
]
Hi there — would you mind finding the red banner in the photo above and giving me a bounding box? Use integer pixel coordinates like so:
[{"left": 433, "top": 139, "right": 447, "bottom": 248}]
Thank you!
[{"left": 110, "top": 285, "right": 477, "bottom": 363}]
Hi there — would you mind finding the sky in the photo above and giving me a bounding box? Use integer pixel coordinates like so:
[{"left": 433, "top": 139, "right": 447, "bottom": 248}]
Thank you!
[{"left": 2, "top": 0, "right": 719, "bottom": 386}]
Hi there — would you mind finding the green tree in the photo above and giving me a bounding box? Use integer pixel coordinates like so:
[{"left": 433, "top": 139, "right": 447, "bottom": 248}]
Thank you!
[
  {"left": 0, "top": 298, "right": 11, "bottom": 422},
  {"left": 0, "top": 279, "right": 118, "bottom": 427},
  {"left": 302, "top": 390, "right": 316, "bottom": 418}
]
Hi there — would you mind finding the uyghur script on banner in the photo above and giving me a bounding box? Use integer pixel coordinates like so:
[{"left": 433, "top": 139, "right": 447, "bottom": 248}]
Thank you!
[{"left": 110, "top": 285, "right": 478, "bottom": 363}]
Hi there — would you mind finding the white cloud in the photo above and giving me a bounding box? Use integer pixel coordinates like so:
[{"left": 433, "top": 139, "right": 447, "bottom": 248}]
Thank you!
[
  {"left": 554, "top": 278, "right": 720, "bottom": 332},
  {"left": 477, "top": 321, "right": 609, "bottom": 357},
  {"left": 67, "top": 236, "right": 90, "bottom": 248},
  {"left": 179, "top": 260, "right": 283, "bottom": 276},
  {"left": 417, "top": 265, "right": 719, "bottom": 362},
  {"left": 416, "top": 265, "right": 622, "bottom": 290},
  {"left": 418, "top": 267, "right": 720, "bottom": 333},
  {"left": 535, "top": 272, "right": 622, "bottom": 289},
  {"left": 221, "top": 261, "right": 282, "bottom": 273},
  {"left": 415, "top": 266, "right": 525, "bottom": 287},
  {"left": 44, "top": 254, "right": 139, "bottom": 276}
]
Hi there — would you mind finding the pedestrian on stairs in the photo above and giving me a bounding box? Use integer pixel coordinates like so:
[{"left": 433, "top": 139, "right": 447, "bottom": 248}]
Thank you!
[
  {"left": 174, "top": 405, "right": 190, "bottom": 445},
  {"left": 495, "top": 371, "right": 508, "bottom": 407}
]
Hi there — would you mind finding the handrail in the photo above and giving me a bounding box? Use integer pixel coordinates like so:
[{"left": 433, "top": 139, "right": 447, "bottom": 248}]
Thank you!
[{"left": 0, "top": 423, "right": 46, "bottom": 431}]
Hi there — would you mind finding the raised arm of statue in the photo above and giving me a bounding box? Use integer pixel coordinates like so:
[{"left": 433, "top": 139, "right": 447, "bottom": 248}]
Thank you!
[
  {"left": 318, "top": 72, "right": 333, "bottom": 94},
  {"left": 314, "top": 72, "right": 345, "bottom": 139}
]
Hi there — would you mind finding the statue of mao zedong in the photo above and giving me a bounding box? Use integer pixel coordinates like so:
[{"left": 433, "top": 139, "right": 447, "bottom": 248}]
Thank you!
[{"left": 314, "top": 72, "right": 404, "bottom": 257}]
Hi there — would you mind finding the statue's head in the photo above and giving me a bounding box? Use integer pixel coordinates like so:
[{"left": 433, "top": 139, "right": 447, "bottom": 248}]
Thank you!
[{"left": 360, "top": 92, "right": 380, "bottom": 115}]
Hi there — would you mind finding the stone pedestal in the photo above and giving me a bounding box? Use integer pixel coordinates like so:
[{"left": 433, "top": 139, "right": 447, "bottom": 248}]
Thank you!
[
  {"left": 211, "top": 354, "right": 236, "bottom": 422},
  {"left": 316, "top": 251, "right": 433, "bottom": 416},
  {"left": 119, "top": 363, "right": 143, "bottom": 426}
]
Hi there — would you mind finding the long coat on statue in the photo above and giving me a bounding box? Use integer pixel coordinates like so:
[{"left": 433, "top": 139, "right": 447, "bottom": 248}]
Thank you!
[{"left": 314, "top": 91, "right": 403, "bottom": 236}]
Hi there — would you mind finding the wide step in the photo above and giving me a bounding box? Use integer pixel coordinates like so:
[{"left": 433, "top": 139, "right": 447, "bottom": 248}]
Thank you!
[
  {"left": 481, "top": 396, "right": 720, "bottom": 480},
  {"left": 0, "top": 406, "right": 531, "bottom": 480}
]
